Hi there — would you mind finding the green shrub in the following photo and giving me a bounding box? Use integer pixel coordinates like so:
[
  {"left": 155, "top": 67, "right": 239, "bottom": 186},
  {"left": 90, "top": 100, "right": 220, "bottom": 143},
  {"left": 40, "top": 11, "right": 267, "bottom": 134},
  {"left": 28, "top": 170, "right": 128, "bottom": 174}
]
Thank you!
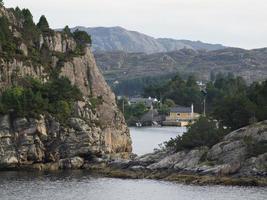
[
  {"left": 73, "top": 30, "right": 92, "bottom": 54},
  {"left": 89, "top": 96, "right": 103, "bottom": 109},
  {"left": 0, "top": 76, "right": 82, "bottom": 122},
  {"left": 73, "top": 30, "right": 91, "bottom": 46},
  {"left": 165, "top": 117, "right": 227, "bottom": 151},
  {"left": 243, "top": 136, "right": 267, "bottom": 157}
]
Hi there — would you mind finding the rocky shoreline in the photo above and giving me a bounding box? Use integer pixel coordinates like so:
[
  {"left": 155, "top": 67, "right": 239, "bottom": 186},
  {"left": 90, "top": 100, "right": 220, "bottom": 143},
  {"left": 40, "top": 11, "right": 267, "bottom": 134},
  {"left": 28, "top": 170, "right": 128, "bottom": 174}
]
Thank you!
[
  {"left": 2, "top": 120, "right": 266, "bottom": 187},
  {"left": 1, "top": 156, "right": 266, "bottom": 187}
]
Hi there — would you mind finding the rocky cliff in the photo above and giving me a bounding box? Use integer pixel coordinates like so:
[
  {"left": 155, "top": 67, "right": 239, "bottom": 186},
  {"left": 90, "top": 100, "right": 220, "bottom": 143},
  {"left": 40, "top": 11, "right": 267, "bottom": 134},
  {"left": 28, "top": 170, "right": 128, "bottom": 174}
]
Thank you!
[{"left": 0, "top": 5, "right": 131, "bottom": 170}]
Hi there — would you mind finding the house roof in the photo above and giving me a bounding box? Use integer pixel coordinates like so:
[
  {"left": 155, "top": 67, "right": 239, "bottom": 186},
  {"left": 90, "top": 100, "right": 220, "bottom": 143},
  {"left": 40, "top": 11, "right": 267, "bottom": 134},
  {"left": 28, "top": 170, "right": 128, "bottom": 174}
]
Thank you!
[
  {"left": 129, "top": 97, "right": 158, "bottom": 107},
  {"left": 170, "top": 106, "right": 191, "bottom": 113}
]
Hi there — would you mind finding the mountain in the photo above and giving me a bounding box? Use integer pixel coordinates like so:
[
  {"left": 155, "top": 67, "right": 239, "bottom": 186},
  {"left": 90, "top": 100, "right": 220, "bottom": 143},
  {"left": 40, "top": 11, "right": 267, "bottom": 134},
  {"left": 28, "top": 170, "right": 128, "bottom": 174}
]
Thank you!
[
  {"left": 72, "top": 26, "right": 226, "bottom": 54},
  {"left": 0, "top": 5, "right": 131, "bottom": 170},
  {"left": 94, "top": 48, "right": 267, "bottom": 85}
]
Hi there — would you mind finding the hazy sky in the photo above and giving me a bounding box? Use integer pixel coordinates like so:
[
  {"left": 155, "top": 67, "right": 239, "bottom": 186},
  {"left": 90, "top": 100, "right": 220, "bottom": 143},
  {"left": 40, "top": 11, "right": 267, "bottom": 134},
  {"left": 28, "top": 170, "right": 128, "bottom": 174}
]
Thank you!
[{"left": 4, "top": 0, "right": 267, "bottom": 49}]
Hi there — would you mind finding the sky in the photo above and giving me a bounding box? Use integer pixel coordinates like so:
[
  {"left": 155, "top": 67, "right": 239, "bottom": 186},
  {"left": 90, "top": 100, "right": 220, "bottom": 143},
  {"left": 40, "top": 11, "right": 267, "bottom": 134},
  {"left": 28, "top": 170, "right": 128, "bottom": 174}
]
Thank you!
[{"left": 4, "top": 0, "right": 267, "bottom": 49}]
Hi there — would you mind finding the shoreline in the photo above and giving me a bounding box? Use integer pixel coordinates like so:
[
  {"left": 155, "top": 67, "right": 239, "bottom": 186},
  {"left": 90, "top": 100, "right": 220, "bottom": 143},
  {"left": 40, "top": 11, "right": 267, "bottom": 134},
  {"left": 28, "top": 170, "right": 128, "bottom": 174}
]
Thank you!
[
  {"left": 85, "top": 162, "right": 267, "bottom": 187},
  {"left": 1, "top": 161, "right": 266, "bottom": 187}
]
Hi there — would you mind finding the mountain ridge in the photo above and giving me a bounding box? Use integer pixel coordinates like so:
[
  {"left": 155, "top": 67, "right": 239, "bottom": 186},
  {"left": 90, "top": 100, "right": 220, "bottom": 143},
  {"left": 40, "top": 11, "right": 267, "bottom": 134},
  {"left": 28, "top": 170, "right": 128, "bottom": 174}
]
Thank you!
[
  {"left": 71, "top": 26, "right": 226, "bottom": 54},
  {"left": 94, "top": 47, "right": 267, "bottom": 86}
]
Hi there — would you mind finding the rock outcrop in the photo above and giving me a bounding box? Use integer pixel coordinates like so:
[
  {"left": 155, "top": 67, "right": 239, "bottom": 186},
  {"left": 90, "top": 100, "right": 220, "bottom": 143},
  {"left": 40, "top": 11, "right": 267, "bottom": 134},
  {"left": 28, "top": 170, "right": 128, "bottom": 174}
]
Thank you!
[
  {"left": 102, "top": 121, "right": 267, "bottom": 182},
  {"left": 0, "top": 5, "right": 132, "bottom": 170}
]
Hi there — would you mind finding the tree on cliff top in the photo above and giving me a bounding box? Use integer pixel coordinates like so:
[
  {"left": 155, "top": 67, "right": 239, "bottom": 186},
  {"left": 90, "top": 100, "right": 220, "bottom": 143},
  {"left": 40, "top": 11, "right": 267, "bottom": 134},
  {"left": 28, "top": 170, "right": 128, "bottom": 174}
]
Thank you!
[
  {"left": 0, "top": 0, "right": 4, "bottom": 6},
  {"left": 73, "top": 30, "right": 92, "bottom": 54},
  {"left": 37, "top": 15, "right": 50, "bottom": 33},
  {"left": 73, "top": 30, "right": 92, "bottom": 46},
  {"left": 63, "top": 25, "right": 72, "bottom": 37}
]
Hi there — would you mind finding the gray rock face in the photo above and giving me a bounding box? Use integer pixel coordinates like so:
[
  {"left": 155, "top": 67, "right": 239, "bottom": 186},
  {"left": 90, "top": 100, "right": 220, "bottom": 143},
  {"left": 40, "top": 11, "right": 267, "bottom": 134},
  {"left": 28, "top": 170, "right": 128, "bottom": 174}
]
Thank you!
[
  {"left": 207, "top": 140, "right": 247, "bottom": 164},
  {"left": 59, "top": 157, "right": 84, "bottom": 169},
  {"left": 0, "top": 6, "right": 132, "bottom": 170},
  {"left": 147, "top": 152, "right": 186, "bottom": 170},
  {"left": 174, "top": 147, "right": 209, "bottom": 170},
  {"left": 0, "top": 113, "right": 129, "bottom": 169},
  {"left": 124, "top": 121, "right": 267, "bottom": 177}
]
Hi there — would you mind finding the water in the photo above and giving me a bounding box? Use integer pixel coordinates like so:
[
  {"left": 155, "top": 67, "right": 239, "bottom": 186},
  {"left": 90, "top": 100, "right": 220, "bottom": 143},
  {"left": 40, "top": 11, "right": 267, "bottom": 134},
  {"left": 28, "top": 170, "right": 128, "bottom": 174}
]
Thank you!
[
  {"left": 0, "top": 171, "right": 266, "bottom": 200},
  {"left": 0, "top": 127, "right": 266, "bottom": 200},
  {"left": 130, "top": 126, "right": 185, "bottom": 155}
]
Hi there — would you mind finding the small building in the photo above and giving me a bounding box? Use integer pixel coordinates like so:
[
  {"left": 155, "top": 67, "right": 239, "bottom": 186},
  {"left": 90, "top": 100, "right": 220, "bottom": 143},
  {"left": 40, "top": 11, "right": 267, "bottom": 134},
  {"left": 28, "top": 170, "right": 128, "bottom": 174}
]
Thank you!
[
  {"left": 163, "top": 104, "right": 200, "bottom": 127},
  {"left": 129, "top": 97, "right": 159, "bottom": 109}
]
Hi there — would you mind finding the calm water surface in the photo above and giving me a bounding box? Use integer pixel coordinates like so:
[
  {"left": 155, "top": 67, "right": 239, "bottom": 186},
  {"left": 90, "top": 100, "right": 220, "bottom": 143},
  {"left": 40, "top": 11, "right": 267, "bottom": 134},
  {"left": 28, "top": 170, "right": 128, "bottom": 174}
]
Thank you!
[
  {"left": 0, "top": 171, "right": 266, "bottom": 200},
  {"left": 0, "top": 127, "right": 266, "bottom": 200},
  {"left": 130, "top": 126, "right": 185, "bottom": 155}
]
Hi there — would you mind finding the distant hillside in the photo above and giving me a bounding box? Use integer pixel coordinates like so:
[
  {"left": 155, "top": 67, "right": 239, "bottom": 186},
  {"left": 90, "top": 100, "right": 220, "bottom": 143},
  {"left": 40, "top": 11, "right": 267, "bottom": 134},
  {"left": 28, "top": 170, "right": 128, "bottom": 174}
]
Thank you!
[
  {"left": 94, "top": 48, "right": 267, "bottom": 85},
  {"left": 71, "top": 26, "right": 226, "bottom": 54}
]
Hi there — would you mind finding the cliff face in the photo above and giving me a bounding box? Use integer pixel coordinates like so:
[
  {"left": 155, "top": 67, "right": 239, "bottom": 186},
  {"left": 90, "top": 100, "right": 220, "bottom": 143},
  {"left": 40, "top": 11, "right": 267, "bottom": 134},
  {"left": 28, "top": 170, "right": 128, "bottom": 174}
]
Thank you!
[{"left": 0, "top": 5, "right": 131, "bottom": 169}]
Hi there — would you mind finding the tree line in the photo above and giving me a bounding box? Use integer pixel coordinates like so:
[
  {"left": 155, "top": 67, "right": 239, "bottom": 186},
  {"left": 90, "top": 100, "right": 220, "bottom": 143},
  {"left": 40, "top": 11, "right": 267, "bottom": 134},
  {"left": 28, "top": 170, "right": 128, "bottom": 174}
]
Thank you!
[{"left": 144, "top": 72, "right": 267, "bottom": 131}]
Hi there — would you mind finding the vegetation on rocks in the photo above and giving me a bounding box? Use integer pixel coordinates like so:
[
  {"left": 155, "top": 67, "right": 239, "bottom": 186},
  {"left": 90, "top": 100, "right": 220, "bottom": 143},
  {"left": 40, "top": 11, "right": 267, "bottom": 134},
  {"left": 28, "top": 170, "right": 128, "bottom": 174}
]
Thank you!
[
  {"left": 165, "top": 117, "right": 227, "bottom": 151},
  {"left": 243, "top": 135, "right": 267, "bottom": 158},
  {"left": 0, "top": 7, "right": 92, "bottom": 65},
  {"left": 0, "top": 76, "right": 82, "bottom": 121}
]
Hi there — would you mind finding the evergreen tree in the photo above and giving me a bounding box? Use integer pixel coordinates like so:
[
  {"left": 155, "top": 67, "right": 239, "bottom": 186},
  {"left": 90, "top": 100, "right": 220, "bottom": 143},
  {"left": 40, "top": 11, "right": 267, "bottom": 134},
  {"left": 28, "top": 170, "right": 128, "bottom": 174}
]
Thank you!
[
  {"left": 37, "top": 15, "right": 50, "bottom": 32},
  {"left": 63, "top": 25, "right": 72, "bottom": 36},
  {"left": 21, "top": 9, "right": 40, "bottom": 42},
  {"left": 73, "top": 30, "right": 92, "bottom": 45},
  {"left": 0, "top": 0, "right": 4, "bottom": 6}
]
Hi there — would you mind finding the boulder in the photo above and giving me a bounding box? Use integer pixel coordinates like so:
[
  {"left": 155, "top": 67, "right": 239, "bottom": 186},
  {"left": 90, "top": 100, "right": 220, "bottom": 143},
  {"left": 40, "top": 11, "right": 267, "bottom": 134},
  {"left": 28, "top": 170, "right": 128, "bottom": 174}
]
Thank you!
[
  {"left": 174, "top": 147, "right": 208, "bottom": 170},
  {"left": 147, "top": 151, "right": 186, "bottom": 170},
  {"left": 59, "top": 157, "right": 84, "bottom": 169},
  {"left": 207, "top": 140, "right": 247, "bottom": 164}
]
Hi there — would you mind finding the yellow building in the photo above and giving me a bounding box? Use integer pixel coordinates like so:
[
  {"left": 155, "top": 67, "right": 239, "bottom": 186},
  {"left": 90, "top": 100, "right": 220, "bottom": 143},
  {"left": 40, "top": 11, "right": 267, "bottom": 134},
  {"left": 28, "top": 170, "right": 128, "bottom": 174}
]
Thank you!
[{"left": 163, "top": 104, "right": 200, "bottom": 127}]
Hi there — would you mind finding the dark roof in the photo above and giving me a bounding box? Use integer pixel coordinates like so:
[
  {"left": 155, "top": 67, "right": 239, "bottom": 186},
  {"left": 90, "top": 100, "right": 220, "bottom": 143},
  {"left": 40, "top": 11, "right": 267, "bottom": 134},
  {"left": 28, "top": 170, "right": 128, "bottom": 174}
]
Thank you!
[
  {"left": 129, "top": 97, "right": 158, "bottom": 107},
  {"left": 170, "top": 106, "right": 191, "bottom": 113}
]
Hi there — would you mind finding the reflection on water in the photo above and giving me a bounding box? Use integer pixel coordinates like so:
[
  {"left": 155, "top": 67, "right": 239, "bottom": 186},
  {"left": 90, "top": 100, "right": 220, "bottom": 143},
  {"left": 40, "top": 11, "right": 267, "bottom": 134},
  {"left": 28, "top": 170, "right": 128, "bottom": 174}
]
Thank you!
[
  {"left": 130, "top": 126, "right": 186, "bottom": 155},
  {"left": 0, "top": 171, "right": 266, "bottom": 200}
]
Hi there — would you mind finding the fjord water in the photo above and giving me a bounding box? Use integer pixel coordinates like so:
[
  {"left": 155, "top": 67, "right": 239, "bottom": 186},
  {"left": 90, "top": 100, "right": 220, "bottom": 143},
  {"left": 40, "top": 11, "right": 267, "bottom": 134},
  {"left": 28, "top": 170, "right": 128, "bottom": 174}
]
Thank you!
[
  {"left": 0, "top": 171, "right": 266, "bottom": 200},
  {"left": 0, "top": 127, "right": 266, "bottom": 200},
  {"left": 130, "top": 126, "right": 185, "bottom": 155}
]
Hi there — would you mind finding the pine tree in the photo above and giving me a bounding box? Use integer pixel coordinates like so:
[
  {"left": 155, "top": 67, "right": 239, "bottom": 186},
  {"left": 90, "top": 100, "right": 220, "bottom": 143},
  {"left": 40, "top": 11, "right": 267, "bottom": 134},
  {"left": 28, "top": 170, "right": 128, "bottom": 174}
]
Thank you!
[
  {"left": 37, "top": 15, "right": 50, "bottom": 33},
  {"left": 63, "top": 25, "right": 72, "bottom": 36}
]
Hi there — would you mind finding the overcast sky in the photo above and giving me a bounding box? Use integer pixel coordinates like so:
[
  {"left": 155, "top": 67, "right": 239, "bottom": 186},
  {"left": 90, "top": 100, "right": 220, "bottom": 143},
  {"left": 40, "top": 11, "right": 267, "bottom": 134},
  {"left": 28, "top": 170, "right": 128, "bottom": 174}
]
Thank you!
[{"left": 5, "top": 0, "right": 267, "bottom": 49}]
